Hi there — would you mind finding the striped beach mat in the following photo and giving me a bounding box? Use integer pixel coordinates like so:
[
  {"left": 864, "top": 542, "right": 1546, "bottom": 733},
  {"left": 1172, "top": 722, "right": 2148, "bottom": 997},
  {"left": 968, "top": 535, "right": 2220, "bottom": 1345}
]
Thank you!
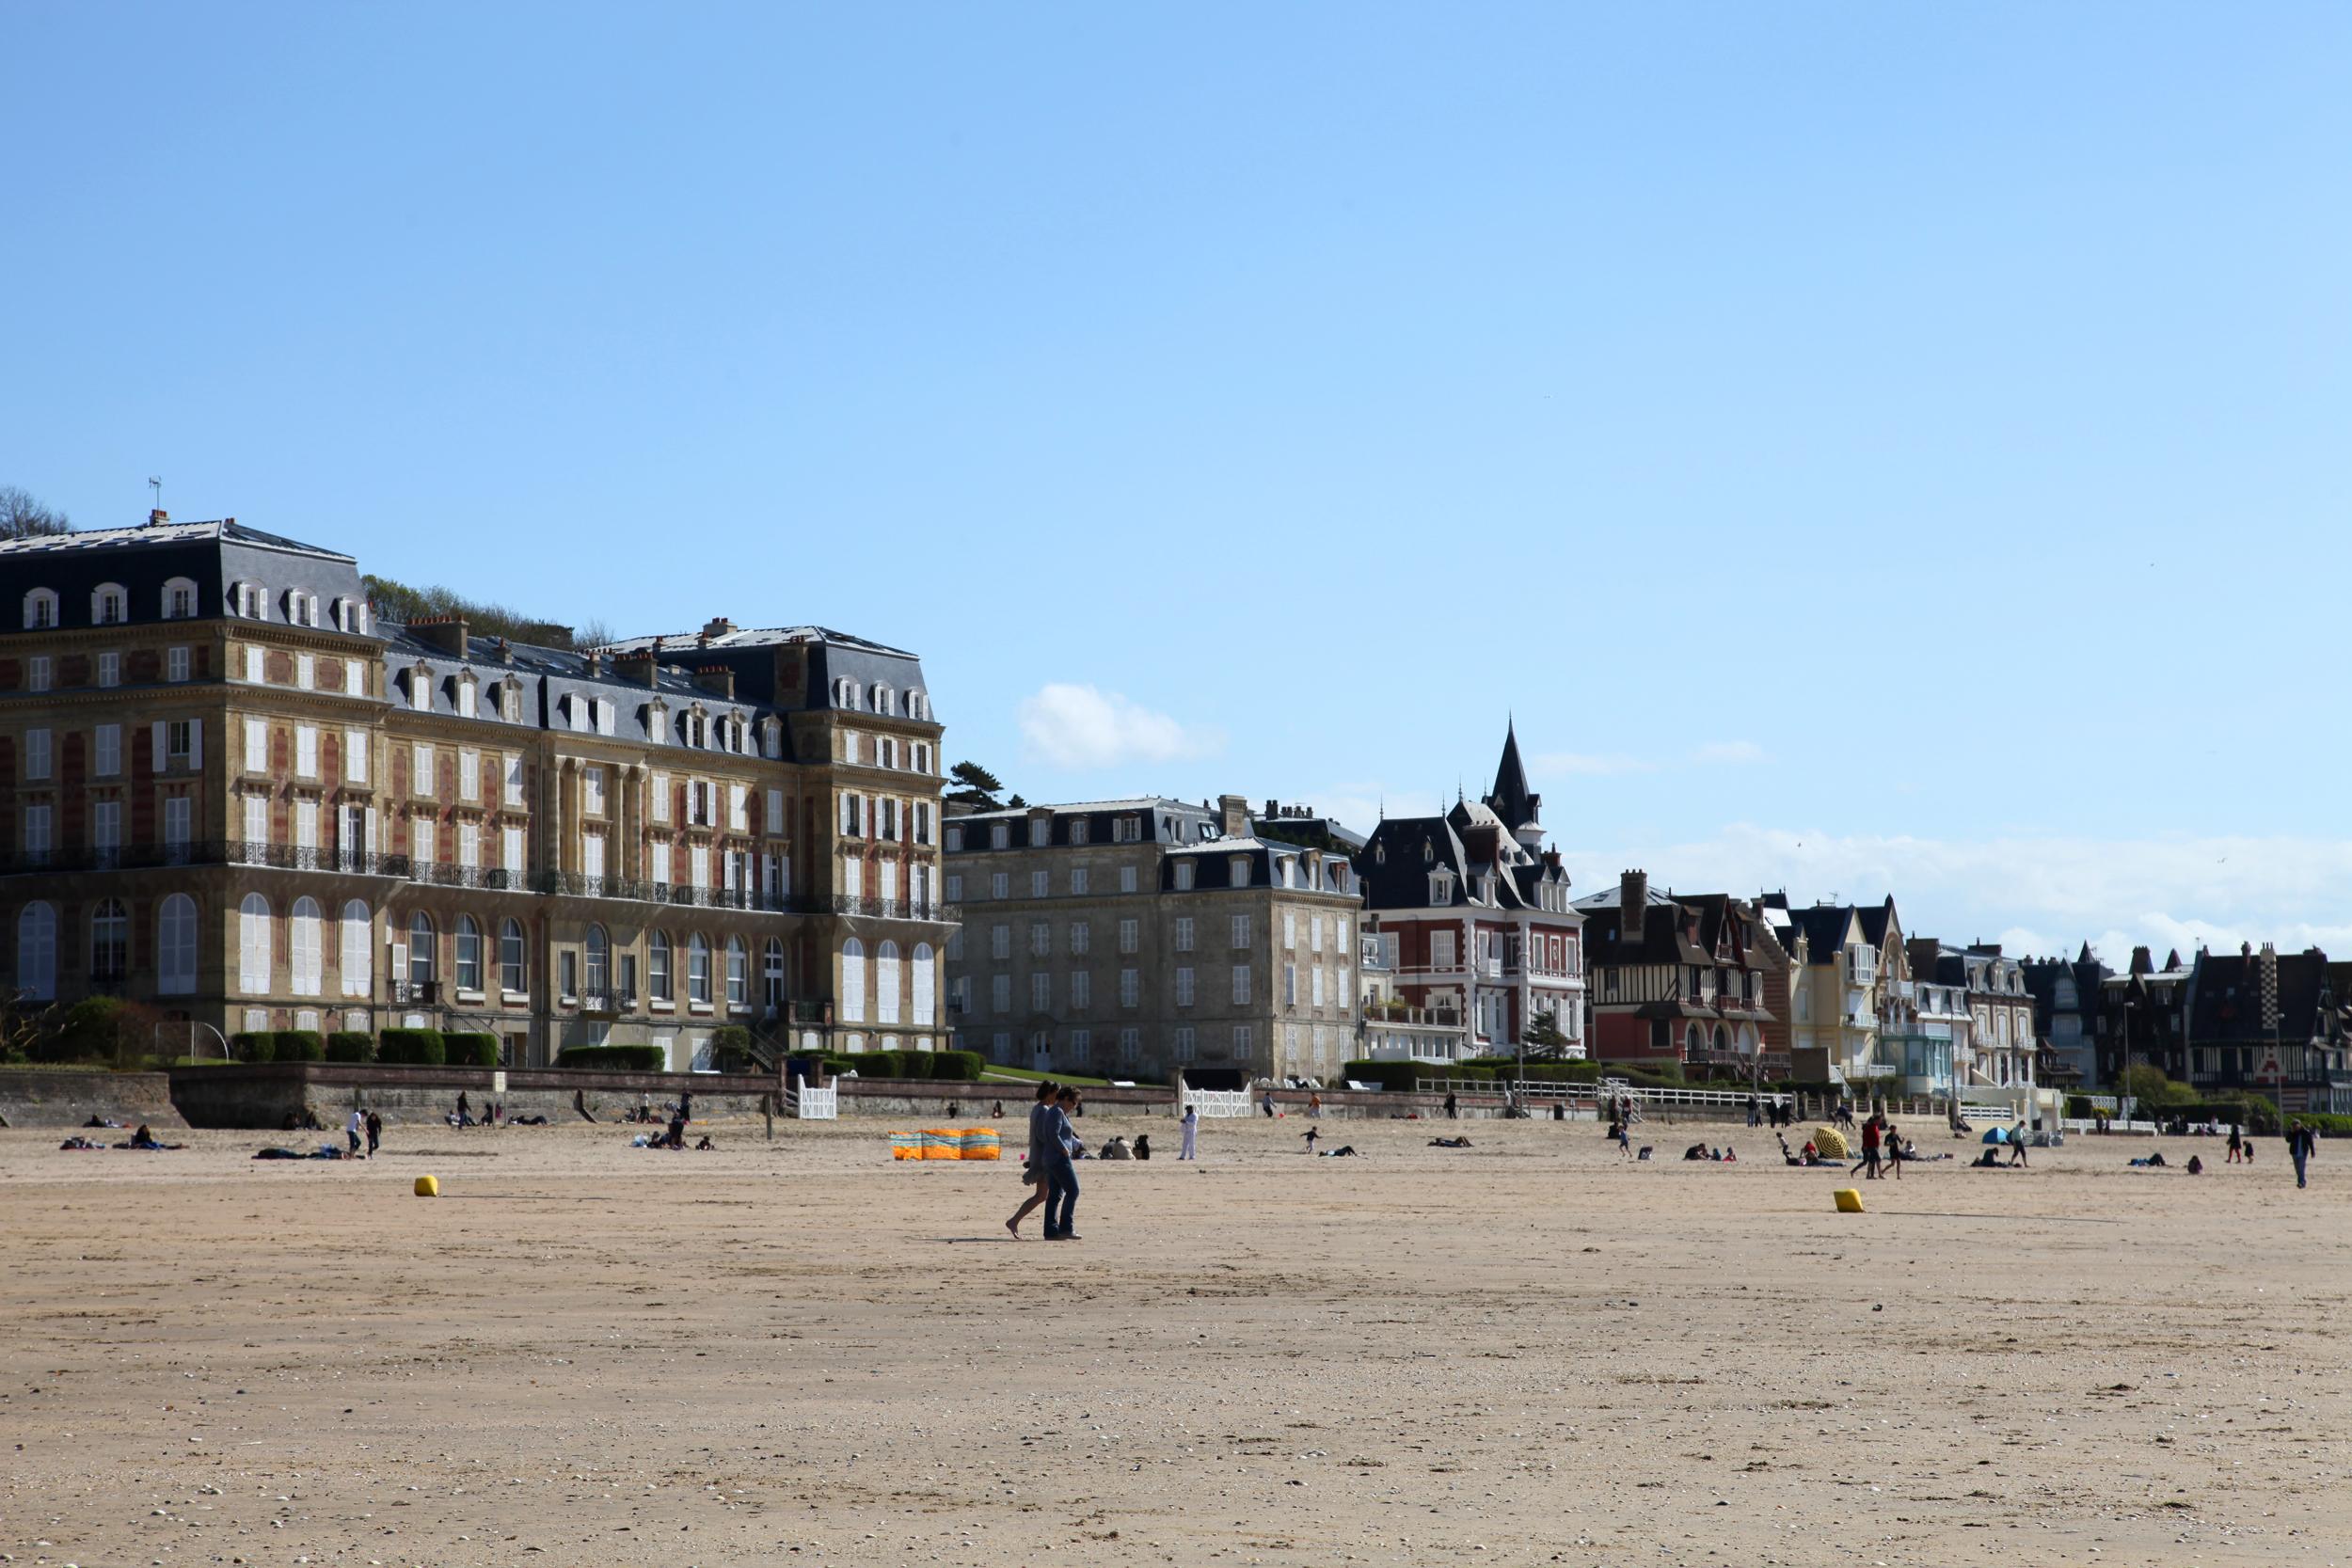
[
  {"left": 888, "top": 1131, "right": 920, "bottom": 1161},
  {"left": 958, "top": 1127, "right": 1001, "bottom": 1161},
  {"left": 918, "top": 1128, "right": 961, "bottom": 1159}
]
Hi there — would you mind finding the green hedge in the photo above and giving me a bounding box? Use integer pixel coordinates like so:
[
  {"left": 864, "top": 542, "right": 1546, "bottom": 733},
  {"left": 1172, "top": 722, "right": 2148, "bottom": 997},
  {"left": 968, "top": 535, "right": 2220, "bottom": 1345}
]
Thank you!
[
  {"left": 326, "top": 1031, "right": 374, "bottom": 1063},
  {"left": 556, "top": 1043, "right": 666, "bottom": 1071},
  {"left": 443, "top": 1032, "right": 501, "bottom": 1068},
  {"left": 930, "top": 1050, "right": 985, "bottom": 1082},
  {"left": 232, "top": 1031, "right": 274, "bottom": 1063},
  {"left": 271, "top": 1030, "right": 325, "bottom": 1063},
  {"left": 377, "top": 1028, "right": 446, "bottom": 1066},
  {"left": 2294, "top": 1113, "right": 2352, "bottom": 1138}
]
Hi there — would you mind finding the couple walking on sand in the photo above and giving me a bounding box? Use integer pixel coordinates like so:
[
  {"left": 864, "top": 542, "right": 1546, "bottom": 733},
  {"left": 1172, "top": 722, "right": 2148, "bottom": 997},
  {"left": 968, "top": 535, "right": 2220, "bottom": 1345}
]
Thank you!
[{"left": 1007, "top": 1081, "right": 1085, "bottom": 1241}]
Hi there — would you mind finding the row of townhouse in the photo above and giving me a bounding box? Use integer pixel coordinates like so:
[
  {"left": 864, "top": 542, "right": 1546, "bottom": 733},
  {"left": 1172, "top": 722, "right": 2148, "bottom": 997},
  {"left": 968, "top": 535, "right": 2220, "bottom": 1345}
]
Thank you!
[{"left": 1, "top": 511, "right": 952, "bottom": 1069}]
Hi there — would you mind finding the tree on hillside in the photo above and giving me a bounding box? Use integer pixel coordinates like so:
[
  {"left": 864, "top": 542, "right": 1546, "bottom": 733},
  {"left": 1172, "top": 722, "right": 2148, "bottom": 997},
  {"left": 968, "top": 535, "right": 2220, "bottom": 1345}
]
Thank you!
[
  {"left": 361, "top": 573, "right": 587, "bottom": 648},
  {"left": 1, "top": 485, "right": 71, "bottom": 541},
  {"left": 945, "top": 761, "right": 1008, "bottom": 810}
]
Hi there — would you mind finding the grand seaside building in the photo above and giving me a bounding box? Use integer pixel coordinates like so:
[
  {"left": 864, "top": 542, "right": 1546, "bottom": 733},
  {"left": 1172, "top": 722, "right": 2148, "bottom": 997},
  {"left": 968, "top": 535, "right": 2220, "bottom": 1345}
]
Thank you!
[{"left": 0, "top": 512, "right": 950, "bottom": 1068}]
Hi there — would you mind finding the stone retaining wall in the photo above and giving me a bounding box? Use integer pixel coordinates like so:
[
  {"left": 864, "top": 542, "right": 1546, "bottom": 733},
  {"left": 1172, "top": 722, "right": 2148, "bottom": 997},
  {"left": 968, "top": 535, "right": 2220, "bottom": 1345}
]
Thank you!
[{"left": 0, "top": 1069, "right": 187, "bottom": 1130}]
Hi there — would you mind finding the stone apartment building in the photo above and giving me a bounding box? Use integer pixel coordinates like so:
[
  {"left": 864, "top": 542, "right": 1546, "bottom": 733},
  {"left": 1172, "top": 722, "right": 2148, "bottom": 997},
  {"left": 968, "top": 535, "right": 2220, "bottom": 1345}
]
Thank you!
[
  {"left": 940, "top": 794, "right": 1362, "bottom": 1084},
  {"left": 0, "top": 513, "right": 950, "bottom": 1068},
  {"left": 1902, "top": 940, "right": 2038, "bottom": 1090},
  {"left": 1767, "top": 895, "right": 1905, "bottom": 1087}
]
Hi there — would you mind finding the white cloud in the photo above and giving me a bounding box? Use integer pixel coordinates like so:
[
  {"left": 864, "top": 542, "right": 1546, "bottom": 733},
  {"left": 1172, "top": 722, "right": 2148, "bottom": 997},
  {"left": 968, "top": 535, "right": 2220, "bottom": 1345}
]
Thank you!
[
  {"left": 1533, "top": 751, "right": 1654, "bottom": 778},
  {"left": 1691, "top": 739, "right": 1767, "bottom": 766},
  {"left": 1557, "top": 824, "right": 2352, "bottom": 962},
  {"left": 1015, "top": 683, "right": 1223, "bottom": 770}
]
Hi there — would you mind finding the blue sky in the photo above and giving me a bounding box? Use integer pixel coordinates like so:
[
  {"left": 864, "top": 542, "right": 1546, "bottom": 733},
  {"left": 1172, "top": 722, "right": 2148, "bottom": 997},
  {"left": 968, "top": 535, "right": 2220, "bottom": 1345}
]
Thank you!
[{"left": 6, "top": 3, "right": 2347, "bottom": 962}]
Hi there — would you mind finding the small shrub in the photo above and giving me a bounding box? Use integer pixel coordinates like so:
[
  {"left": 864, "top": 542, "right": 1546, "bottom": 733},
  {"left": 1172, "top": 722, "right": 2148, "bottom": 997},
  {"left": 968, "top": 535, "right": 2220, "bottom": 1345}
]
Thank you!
[
  {"left": 377, "top": 1028, "right": 446, "bottom": 1066},
  {"left": 272, "top": 1030, "right": 325, "bottom": 1063},
  {"left": 232, "top": 1030, "right": 275, "bottom": 1064},
  {"left": 555, "top": 1043, "right": 665, "bottom": 1071},
  {"left": 930, "top": 1049, "right": 985, "bottom": 1082},
  {"left": 326, "top": 1032, "right": 375, "bottom": 1063},
  {"left": 443, "top": 1032, "right": 501, "bottom": 1068}
]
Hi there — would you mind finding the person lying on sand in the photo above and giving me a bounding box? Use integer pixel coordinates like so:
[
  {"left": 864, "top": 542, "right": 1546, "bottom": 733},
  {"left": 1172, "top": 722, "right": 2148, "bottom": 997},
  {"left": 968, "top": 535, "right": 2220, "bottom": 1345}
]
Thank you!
[
  {"left": 1427, "top": 1135, "right": 1473, "bottom": 1148},
  {"left": 58, "top": 1135, "right": 104, "bottom": 1150},
  {"left": 1316, "top": 1145, "right": 1359, "bottom": 1157}
]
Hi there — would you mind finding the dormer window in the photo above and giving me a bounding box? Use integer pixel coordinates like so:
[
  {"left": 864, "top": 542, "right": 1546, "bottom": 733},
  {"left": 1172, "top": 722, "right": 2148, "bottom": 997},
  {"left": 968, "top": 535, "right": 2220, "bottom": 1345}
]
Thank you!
[
  {"left": 595, "top": 697, "right": 616, "bottom": 736},
  {"left": 908, "top": 689, "right": 929, "bottom": 721},
  {"left": 22, "top": 588, "right": 56, "bottom": 629},
  {"left": 1173, "top": 861, "right": 1197, "bottom": 892},
  {"left": 499, "top": 681, "right": 521, "bottom": 721},
  {"left": 1232, "top": 855, "right": 1255, "bottom": 888},
  {"left": 91, "top": 583, "right": 128, "bottom": 625},
  {"left": 331, "top": 597, "right": 370, "bottom": 635},
  {"left": 230, "top": 580, "right": 265, "bottom": 618},
  {"left": 281, "top": 589, "right": 319, "bottom": 626},
  {"left": 456, "top": 676, "right": 479, "bottom": 719},
  {"left": 1429, "top": 871, "right": 1454, "bottom": 904},
  {"left": 408, "top": 667, "right": 433, "bottom": 712},
  {"left": 759, "top": 717, "right": 783, "bottom": 759},
  {"left": 683, "top": 708, "right": 707, "bottom": 747},
  {"left": 874, "top": 685, "right": 895, "bottom": 716},
  {"left": 161, "top": 578, "right": 198, "bottom": 620}
]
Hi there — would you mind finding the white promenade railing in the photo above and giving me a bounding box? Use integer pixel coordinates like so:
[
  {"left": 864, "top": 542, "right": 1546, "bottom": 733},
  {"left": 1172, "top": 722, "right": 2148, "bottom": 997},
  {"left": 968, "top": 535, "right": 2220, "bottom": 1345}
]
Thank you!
[
  {"left": 1410, "top": 1077, "right": 1792, "bottom": 1115},
  {"left": 1182, "top": 1088, "right": 1255, "bottom": 1118},
  {"left": 788, "top": 1083, "right": 838, "bottom": 1120}
]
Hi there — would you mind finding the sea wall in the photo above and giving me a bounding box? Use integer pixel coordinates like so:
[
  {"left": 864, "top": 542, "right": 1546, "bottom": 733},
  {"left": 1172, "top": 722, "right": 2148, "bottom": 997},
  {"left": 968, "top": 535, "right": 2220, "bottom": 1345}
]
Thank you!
[
  {"left": 167, "top": 1063, "right": 784, "bottom": 1130},
  {"left": 0, "top": 1069, "right": 186, "bottom": 1130}
]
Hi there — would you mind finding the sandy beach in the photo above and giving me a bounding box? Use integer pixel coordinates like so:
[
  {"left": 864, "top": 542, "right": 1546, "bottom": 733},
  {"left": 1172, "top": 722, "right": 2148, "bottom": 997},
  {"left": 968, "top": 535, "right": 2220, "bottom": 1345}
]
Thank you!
[{"left": 2, "top": 1112, "right": 2345, "bottom": 1568}]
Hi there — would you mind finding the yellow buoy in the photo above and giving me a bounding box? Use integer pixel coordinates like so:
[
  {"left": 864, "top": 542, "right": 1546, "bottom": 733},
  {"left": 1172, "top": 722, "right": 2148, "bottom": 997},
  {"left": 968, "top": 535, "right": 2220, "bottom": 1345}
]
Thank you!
[
  {"left": 1834, "top": 1187, "right": 1864, "bottom": 1213},
  {"left": 414, "top": 1174, "right": 440, "bottom": 1197}
]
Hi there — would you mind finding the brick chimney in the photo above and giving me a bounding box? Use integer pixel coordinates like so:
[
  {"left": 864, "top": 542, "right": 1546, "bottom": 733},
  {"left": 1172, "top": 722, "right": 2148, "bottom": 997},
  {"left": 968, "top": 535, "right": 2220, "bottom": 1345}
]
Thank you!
[
  {"left": 409, "top": 614, "right": 468, "bottom": 659},
  {"left": 614, "top": 648, "right": 659, "bottom": 686},
  {"left": 694, "top": 665, "right": 735, "bottom": 699},
  {"left": 148, "top": 508, "right": 169, "bottom": 527},
  {"left": 1217, "top": 794, "right": 1250, "bottom": 838},
  {"left": 1621, "top": 869, "right": 1647, "bottom": 943},
  {"left": 703, "top": 616, "right": 737, "bottom": 639}
]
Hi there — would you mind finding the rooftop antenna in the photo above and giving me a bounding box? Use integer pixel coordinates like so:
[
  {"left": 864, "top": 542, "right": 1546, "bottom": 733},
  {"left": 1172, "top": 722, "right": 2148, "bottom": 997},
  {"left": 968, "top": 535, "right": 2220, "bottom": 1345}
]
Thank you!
[{"left": 147, "top": 476, "right": 162, "bottom": 515}]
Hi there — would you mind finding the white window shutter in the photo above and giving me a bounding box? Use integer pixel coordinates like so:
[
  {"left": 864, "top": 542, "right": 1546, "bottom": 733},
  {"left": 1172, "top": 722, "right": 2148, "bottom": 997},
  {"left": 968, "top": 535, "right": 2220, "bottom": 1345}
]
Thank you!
[
  {"left": 152, "top": 721, "right": 167, "bottom": 767},
  {"left": 189, "top": 721, "right": 202, "bottom": 769},
  {"left": 365, "top": 807, "right": 378, "bottom": 855}
]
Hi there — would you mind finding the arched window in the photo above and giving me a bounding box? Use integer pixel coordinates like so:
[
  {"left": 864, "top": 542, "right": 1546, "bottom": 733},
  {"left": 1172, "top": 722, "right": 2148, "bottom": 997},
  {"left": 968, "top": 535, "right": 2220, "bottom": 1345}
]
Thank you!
[
  {"left": 340, "top": 900, "right": 372, "bottom": 997},
  {"left": 649, "top": 930, "right": 673, "bottom": 1002},
  {"left": 239, "top": 894, "right": 273, "bottom": 994},
  {"left": 21, "top": 587, "right": 57, "bottom": 630},
  {"left": 228, "top": 580, "right": 264, "bottom": 619},
  {"left": 584, "top": 924, "right": 610, "bottom": 995},
  {"left": 725, "top": 937, "right": 748, "bottom": 1006},
  {"left": 1710, "top": 1023, "right": 1729, "bottom": 1053},
  {"left": 875, "top": 939, "right": 900, "bottom": 1023},
  {"left": 87, "top": 897, "right": 129, "bottom": 980},
  {"left": 908, "top": 689, "right": 928, "bottom": 721},
  {"left": 331, "top": 597, "right": 370, "bottom": 636},
  {"left": 1684, "top": 1022, "right": 1704, "bottom": 1055},
  {"left": 912, "top": 942, "right": 935, "bottom": 1024},
  {"left": 158, "top": 894, "right": 198, "bottom": 995},
  {"left": 839, "top": 937, "right": 866, "bottom": 1022},
  {"left": 874, "top": 686, "right": 894, "bottom": 717},
  {"left": 91, "top": 582, "right": 129, "bottom": 625},
  {"left": 289, "top": 897, "right": 323, "bottom": 995},
  {"left": 500, "top": 918, "right": 525, "bottom": 995},
  {"left": 763, "top": 937, "right": 787, "bottom": 1010},
  {"left": 687, "top": 933, "right": 712, "bottom": 1005},
  {"left": 281, "top": 589, "right": 319, "bottom": 626},
  {"left": 407, "top": 911, "right": 436, "bottom": 986},
  {"left": 161, "top": 577, "right": 199, "bottom": 620},
  {"left": 455, "top": 914, "right": 484, "bottom": 992}
]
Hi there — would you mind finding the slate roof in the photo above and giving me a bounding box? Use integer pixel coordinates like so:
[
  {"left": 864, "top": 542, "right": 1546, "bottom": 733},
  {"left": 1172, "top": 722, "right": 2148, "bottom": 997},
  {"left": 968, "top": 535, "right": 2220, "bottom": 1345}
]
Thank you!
[
  {"left": 2188, "top": 947, "right": 2336, "bottom": 1045},
  {"left": 1486, "top": 721, "right": 1540, "bottom": 832},
  {"left": 0, "top": 517, "right": 351, "bottom": 562}
]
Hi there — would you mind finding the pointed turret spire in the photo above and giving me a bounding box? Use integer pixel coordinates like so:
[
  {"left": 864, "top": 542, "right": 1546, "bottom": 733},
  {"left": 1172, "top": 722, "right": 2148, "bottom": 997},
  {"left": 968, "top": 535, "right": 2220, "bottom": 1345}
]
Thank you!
[{"left": 1483, "top": 720, "right": 1543, "bottom": 851}]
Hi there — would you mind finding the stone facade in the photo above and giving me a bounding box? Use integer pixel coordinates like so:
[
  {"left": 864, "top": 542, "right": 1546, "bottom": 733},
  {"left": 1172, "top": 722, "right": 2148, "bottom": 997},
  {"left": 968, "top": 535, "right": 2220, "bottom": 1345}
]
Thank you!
[
  {"left": 941, "top": 794, "right": 1362, "bottom": 1084},
  {"left": 2, "top": 515, "right": 951, "bottom": 1068}
]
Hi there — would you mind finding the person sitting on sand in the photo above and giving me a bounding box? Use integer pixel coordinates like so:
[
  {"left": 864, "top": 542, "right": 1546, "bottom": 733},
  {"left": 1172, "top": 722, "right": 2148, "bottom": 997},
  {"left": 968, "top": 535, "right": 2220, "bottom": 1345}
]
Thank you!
[
  {"left": 1972, "top": 1148, "right": 2005, "bottom": 1168},
  {"left": 2186, "top": 1154, "right": 2203, "bottom": 1174},
  {"left": 1685, "top": 1142, "right": 1711, "bottom": 1161},
  {"left": 1101, "top": 1135, "right": 1134, "bottom": 1161},
  {"left": 694, "top": 1134, "right": 716, "bottom": 1151},
  {"left": 1722, "top": 1147, "right": 1736, "bottom": 1163},
  {"left": 1133, "top": 1133, "right": 1152, "bottom": 1161}
]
